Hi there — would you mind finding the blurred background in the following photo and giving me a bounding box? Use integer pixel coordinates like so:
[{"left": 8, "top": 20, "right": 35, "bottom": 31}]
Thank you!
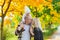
[{"left": 0, "top": 0, "right": 60, "bottom": 40}]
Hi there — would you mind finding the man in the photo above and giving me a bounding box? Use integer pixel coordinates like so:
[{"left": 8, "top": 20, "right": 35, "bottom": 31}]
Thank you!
[{"left": 15, "top": 6, "right": 33, "bottom": 40}]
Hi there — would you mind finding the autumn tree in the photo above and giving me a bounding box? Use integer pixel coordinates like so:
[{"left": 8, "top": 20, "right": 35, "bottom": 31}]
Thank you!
[
  {"left": 0, "top": 0, "right": 60, "bottom": 40},
  {"left": 0, "top": 0, "right": 12, "bottom": 40}
]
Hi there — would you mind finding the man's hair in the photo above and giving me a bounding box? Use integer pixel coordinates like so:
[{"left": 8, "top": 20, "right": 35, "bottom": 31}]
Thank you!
[{"left": 24, "top": 16, "right": 28, "bottom": 19}]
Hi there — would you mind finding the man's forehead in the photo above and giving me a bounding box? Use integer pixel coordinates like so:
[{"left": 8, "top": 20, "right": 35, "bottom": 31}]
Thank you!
[{"left": 25, "top": 17, "right": 32, "bottom": 19}]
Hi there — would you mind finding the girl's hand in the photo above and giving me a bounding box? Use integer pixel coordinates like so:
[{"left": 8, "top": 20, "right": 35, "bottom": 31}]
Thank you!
[
  {"left": 31, "top": 33, "right": 34, "bottom": 36},
  {"left": 20, "top": 23, "right": 24, "bottom": 28},
  {"left": 18, "top": 23, "right": 24, "bottom": 31}
]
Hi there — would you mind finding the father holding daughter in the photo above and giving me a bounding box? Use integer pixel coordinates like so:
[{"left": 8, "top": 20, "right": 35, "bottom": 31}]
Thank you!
[{"left": 15, "top": 6, "right": 43, "bottom": 40}]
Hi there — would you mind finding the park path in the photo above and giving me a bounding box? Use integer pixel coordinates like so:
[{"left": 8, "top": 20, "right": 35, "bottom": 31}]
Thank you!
[{"left": 47, "top": 26, "right": 60, "bottom": 40}]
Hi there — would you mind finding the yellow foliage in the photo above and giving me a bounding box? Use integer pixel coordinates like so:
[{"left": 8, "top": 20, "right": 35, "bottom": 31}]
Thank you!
[
  {"left": 4, "top": 19, "right": 11, "bottom": 25},
  {"left": 0, "top": 0, "right": 59, "bottom": 28},
  {"left": 0, "top": 0, "right": 4, "bottom": 6},
  {"left": 50, "top": 10, "right": 58, "bottom": 17},
  {"left": 48, "top": 4, "right": 53, "bottom": 10},
  {"left": 43, "top": 1, "right": 51, "bottom": 6},
  {"left": 41, "top": 23, "right": 45, "bottom": 29},
  {"left": 47, "top": 0, "right": 52, "bottom": 2},
  {"left": 38, "top": 4, "right": 44, "bottom": 12}
]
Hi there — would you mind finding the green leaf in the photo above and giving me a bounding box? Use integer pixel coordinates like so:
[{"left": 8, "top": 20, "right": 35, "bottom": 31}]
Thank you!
[{"left": 52, "top": 0, "right": 60, "bottom": 4}]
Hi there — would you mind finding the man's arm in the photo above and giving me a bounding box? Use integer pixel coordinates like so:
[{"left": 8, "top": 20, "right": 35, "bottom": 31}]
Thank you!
[{"left": 30, "top": 26, "right": 34, "bottom": 36}]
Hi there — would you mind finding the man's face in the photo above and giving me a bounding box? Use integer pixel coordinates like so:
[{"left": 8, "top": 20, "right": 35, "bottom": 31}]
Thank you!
[
  {"left": 25, "top": 17, "right": 32, "bottom": 24},
  {"left": 26, "top": 13, "right": 30, "bottom": 16}
]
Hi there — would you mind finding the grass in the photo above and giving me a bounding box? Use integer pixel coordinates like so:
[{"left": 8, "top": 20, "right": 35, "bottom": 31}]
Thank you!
[
  {"left": 0, "top": 30, "right": 1, "bottom": 40},
  {"left": 5, "top": 28, "right": 45, "bottom": 40},
  {"left": 6, "top": 28, "right": 18, "bottom": 40},
  {"left": 0, "top": 26, "right": 57, "bottom": 40},
  {"left": 0, "top": 27, "right": 1, "bottom": 40},
  {"left": 5, "top": 28, "right": 34, "bottom": 40}
]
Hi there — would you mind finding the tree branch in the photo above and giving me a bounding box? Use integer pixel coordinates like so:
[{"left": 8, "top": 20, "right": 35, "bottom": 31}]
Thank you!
[
  {"left": 2, "top": 0, "right": 6, "bottom": 7},
  {"left": 1, "top": 0, "right": 6, "bottom": 15},
  {"left": 3, "top": 0, "right": 12, "bottom": 17}
]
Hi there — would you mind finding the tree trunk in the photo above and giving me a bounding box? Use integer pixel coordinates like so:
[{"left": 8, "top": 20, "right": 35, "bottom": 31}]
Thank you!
[{"left": 1, "top": 16, "right": 4, "bottom": 40}]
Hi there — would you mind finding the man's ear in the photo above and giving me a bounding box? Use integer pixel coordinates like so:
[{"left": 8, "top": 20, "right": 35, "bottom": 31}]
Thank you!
[{"left": 32, "top": 20, "right": 35, "bottom": 25}]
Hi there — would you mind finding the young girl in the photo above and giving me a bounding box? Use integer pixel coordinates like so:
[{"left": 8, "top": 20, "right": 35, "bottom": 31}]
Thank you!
[{"left": 32, "top": 17, "right": 44, "bottom": 40}]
